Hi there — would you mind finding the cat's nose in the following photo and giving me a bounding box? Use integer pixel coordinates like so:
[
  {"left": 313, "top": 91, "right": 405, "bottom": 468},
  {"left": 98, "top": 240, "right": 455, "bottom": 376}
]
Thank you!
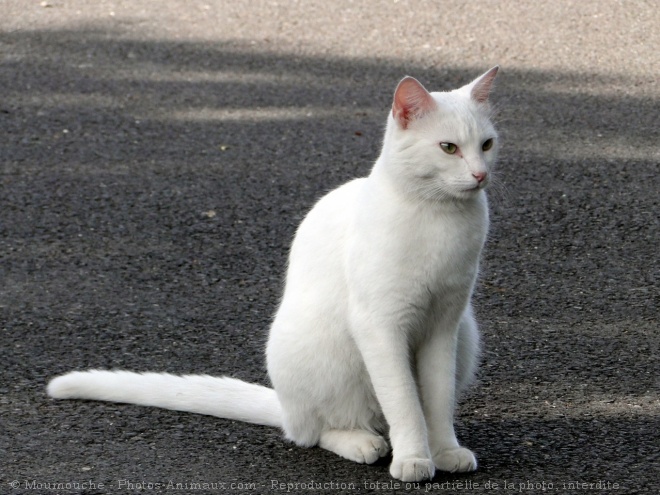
[{"left": 472, "top": 171, "right": 488, "bottom": 183}]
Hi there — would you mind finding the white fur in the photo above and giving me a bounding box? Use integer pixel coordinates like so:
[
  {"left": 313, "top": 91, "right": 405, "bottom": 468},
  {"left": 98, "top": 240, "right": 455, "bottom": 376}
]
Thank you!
[
  {"left": 48, "top": 67, "right": 500, "bottom": 482},
  {"left": 48, "top": 371, "right": 281, "bottom": 427}
]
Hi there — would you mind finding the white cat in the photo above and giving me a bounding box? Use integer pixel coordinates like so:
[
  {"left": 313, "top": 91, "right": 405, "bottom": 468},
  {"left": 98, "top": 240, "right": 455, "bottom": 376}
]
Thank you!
[{"left": 48, "top": 67, "right": 500, "bottom": 482}]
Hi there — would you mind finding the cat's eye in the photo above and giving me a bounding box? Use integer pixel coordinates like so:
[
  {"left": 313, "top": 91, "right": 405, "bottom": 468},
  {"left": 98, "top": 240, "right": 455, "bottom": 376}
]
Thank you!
[
  {"left": 482, "top": 138, "right": 494, "bottom": 151},
  {"left": 440, "top": 142, "right": 458, "bottom": 154}
]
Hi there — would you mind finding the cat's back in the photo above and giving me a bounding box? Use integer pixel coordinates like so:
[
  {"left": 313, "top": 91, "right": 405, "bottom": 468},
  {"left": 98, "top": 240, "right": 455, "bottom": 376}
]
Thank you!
[
  {"left": 292, "top": 178, "right": 365, "bottom": 248},
  {"left": 283, "top": 178, "right": 366, "bottom": 289}
]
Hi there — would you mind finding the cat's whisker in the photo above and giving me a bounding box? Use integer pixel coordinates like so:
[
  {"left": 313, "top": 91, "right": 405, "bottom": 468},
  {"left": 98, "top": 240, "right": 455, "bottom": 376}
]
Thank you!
[{"left": 485, "top": 176, "right": 512, "bottom": 207}]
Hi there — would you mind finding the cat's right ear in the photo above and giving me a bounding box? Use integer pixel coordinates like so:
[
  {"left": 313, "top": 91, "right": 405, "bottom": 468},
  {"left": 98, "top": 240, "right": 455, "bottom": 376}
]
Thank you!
[{"left": 392, "top": 77, "right": 437, "bottom": 129}]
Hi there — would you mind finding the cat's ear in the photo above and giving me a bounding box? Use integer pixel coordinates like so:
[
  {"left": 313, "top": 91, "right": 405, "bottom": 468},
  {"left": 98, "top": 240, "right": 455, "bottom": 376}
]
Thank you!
[
  {"left": 466, "top": 66, "right": 499, "bottom": 104},
  {"left": 392, "top": 76, "right": 437, "bottom": 129}
]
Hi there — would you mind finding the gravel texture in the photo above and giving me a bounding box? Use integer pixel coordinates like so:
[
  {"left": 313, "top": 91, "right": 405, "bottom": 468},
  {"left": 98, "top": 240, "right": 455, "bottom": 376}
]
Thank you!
[{"left": 1, "top": 1, "right": 658, "bottom": 494}]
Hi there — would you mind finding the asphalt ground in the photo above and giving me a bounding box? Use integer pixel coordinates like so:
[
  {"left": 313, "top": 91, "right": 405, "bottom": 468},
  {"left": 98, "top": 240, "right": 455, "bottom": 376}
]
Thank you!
[{"left": 1, "top": 1, "right": 658, "bottom": 494}]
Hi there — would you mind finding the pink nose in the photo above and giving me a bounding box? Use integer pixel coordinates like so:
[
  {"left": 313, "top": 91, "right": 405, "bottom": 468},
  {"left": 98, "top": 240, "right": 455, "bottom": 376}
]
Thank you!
[{"left": 472, "top": 171, "right": 488, "bottom": 183}]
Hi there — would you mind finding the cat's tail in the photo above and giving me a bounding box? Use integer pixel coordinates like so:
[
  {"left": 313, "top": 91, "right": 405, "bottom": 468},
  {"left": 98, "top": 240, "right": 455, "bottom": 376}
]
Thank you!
[{"left": 47, "top": 370, "right": 282, "bottom": 428}]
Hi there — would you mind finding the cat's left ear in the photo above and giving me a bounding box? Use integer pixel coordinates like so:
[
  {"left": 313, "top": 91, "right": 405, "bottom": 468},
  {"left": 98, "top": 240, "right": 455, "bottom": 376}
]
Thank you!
[
  {"left": 392, "top": 76, "right": 437, "bottom": 129},
  {"left": 466, "top": 66, "right": 499, "bottom": 104}
]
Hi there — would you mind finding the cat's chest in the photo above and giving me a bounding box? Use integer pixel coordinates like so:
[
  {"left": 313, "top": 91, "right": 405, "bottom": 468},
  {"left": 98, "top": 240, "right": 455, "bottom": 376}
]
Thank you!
[
  {"left": 350, "top": 196, "right": 488, "bottom": 298},
  {"left": 399, "top": 209, "right": 485, "bottom": 286}
]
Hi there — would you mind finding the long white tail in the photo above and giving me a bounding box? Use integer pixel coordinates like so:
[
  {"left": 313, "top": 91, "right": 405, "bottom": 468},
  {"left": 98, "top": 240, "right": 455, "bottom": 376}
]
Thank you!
[{"left": 47, "top": 370, "right": 282, "bottom": 428}]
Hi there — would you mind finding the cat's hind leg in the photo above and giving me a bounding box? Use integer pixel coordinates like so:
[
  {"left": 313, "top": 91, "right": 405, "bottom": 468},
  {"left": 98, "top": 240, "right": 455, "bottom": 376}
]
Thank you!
[
  {"left": 319, "top": 429, "right": 389, "bottom": 464},
  {"left": 455, "top": 305, "right": 481, "bottom": 395}
]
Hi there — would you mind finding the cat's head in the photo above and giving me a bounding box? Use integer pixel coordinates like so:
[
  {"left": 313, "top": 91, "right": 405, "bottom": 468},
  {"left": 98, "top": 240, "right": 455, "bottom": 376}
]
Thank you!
[{"left": 382, "top": 67, "right": 499, "bottom": 202}]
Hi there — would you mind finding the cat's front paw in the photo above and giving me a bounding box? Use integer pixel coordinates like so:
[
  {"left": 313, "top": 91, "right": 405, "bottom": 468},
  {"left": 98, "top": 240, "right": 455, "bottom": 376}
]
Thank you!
[
  {"left": 433, "top": 447, "right": 477, "bottom": 472},
  {"left": 389, "top": 456, "right": 435, "bottom": 482}
]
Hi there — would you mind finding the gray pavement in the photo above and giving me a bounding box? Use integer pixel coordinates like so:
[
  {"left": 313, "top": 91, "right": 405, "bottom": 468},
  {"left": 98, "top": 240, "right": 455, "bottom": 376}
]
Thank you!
[{"left": 1, "top": 1, "right": 658, "bottom": 494}]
